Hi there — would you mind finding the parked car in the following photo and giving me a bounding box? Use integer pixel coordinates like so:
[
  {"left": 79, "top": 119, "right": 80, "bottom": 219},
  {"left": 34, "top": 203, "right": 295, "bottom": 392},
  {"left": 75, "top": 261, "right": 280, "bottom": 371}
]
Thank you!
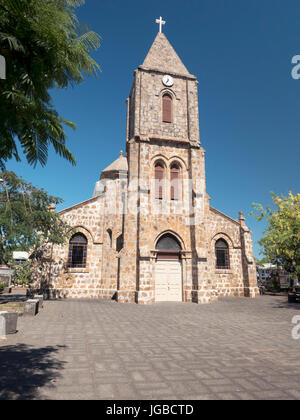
[{"left": 288, "top": 287, "right": 300, "bottom": 303}]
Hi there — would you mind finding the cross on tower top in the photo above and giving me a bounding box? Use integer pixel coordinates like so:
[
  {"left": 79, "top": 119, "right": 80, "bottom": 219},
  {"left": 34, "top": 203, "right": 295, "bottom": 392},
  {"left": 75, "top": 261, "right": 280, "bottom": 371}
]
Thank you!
[{"left": 155, "top": 16, "right": 166, "bottom": 33}]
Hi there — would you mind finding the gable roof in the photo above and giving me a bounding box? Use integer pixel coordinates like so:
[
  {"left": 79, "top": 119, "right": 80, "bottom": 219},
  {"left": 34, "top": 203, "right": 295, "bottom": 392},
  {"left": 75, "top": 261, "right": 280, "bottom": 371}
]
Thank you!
[
  {"left": 140, "top": 32, "right": 192, "bottom": 77},
  {"left": 59, "top": 195, "right": 102, "bottom": 215},
  {"left": 210, "top": 206, "right": 241, "bottom": 226}
]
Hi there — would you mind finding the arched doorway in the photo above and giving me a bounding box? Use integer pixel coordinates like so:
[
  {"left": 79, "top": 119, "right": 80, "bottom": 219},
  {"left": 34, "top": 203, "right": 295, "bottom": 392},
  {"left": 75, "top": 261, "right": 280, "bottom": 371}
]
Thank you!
[{"left": 155, "top": 233, "right": 182, "bottom": 302}]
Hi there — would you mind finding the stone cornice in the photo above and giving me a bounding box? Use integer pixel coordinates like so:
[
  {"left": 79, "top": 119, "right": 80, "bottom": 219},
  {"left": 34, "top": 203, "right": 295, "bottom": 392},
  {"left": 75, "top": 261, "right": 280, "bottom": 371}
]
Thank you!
[
  {"left": 137, "top": 66, "right": 197, "bottom": 81},
  {"left": 150, "top": 134, "right": 189, "bottom": 143},
  {"left": 134, "top": 135, "right": 201, "bottom": 147}
]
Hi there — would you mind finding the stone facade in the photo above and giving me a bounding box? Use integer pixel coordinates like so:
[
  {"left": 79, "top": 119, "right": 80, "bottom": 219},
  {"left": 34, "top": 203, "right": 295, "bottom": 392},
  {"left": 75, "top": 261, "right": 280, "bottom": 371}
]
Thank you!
[{"left": 31, "top": 32, "right": 259, "bottom": 303}]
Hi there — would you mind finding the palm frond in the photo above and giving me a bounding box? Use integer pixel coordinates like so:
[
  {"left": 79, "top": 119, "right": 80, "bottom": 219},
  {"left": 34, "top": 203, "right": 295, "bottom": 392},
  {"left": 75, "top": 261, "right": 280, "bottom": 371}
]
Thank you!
[{"left": 0, "top": 33, "right": 25, "bottom": 53}]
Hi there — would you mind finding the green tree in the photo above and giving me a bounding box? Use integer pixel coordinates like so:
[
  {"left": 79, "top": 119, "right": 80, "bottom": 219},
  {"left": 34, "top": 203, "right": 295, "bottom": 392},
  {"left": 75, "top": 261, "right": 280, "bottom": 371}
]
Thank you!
[
  {"left": 0, "top": 170, "right": 71, "bottom": 265},
  {"left": 251, "top": 192, "right": 300, "bottom": 283},
  {"left": 0, "top": 0, "right": 101, "bottom": 169}
]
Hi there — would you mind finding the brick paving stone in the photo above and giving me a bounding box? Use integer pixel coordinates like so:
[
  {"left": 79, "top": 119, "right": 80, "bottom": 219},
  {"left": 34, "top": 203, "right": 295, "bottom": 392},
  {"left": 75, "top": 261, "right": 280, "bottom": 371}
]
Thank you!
[{"left": 1, "top": 295, "right": 300, "bottom": 400}]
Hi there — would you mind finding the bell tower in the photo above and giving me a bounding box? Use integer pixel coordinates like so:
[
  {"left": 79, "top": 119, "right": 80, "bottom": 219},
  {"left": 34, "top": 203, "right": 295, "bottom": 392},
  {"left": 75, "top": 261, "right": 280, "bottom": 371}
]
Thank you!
[
  {"left": 126, "top": 30, "right": 201, "bottom": 146},
  {"left": 117, "top": 19, "right": 209, "bottom": 305}
]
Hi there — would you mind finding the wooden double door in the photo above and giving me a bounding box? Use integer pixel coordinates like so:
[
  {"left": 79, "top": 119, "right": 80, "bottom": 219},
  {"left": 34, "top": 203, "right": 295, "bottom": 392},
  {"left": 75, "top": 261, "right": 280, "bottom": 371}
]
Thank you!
[{"left": 155, "top": 254, "right": 182, "bottom": 302}]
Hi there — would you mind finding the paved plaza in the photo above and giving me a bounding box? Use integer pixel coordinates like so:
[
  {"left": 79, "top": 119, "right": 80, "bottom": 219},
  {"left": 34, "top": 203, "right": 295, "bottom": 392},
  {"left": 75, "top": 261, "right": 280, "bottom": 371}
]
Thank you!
[{"left": 1, "top": 295, "right": 300, "bottom": 400}]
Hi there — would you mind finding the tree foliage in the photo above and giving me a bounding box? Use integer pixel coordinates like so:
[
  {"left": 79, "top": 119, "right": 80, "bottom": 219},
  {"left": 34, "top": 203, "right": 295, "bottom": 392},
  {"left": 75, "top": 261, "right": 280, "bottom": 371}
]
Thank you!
[
  {"left": 251, "top": 192, "right": 300, "bottom": 281},
  {"left": 0, "top": 171, "right": 71, "bottom": 265},
  {"left": 0, "top": 0, "right": 101, "bottom": 169}
]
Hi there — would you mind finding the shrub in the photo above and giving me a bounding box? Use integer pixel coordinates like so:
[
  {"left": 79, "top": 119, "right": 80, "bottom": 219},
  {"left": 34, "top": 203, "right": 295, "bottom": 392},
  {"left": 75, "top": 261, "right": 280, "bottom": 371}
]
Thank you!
[
  {"left": 11, "top": 261, "right": 30, "bottom": 286},
  {"left": 0, "top": 282, "right": 8, "bottom": 293}
]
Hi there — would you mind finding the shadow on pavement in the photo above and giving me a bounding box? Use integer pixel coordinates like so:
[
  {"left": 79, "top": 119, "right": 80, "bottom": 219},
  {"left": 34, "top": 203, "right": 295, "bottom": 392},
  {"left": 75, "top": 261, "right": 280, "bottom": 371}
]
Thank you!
[
  {"left": 0, "top": 296, "right": 27, "bottom": 304},
  {"left": 272, "top": 301, "right": 300, "bottom": 310},
  {"left": 0, "top": 290, "right": 27, "bottom": 305},
  {"left": 0, "top": 344, "right": 66, "bottom": 400}
]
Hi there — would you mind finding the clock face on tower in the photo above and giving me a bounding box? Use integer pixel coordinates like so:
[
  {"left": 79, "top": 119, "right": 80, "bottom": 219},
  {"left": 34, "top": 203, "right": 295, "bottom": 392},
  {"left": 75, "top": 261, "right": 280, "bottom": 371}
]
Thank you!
[{"left": 162, "top": 75, "right": 174, "bottom": 87}]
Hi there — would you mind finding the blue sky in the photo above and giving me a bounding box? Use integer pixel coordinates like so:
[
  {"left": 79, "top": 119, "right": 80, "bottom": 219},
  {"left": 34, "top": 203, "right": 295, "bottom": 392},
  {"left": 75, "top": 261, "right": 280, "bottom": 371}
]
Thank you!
[{"left": 6, "top": 0, "right": 300, "bottom": 258}]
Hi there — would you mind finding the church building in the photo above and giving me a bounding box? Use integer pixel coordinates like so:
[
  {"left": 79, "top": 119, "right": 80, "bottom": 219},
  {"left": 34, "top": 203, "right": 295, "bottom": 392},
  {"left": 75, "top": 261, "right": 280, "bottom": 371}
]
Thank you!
[{"left": 33, "top": 21, "right": 259, "bottom": 303}]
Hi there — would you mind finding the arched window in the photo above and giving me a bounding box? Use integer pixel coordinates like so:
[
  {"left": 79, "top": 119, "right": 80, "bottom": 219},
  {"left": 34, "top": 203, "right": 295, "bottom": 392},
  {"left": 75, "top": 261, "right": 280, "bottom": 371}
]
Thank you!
[
  {"left": 107, "top": 229, "right": 112, "bottom": 248},
  {"left": 156, "top": 234, "right": 181, "bottom": 251},
  {"left": 68, "top": 233, "right": 87, "bottom": 268},
  {"left": 170, "top": 163, "right": 180, "bottom": 200},
  {"left": 162, "top": 93, "right": 173, "bottom": 123},
  {"left": 156, "top": 233, "right": 182, "bottom": 260},
  {"left": 215, "top": 239, "right": 230, "bottom": 269},
  {"left": 155, "top": 162, "right": 165, "bottom": 199}
]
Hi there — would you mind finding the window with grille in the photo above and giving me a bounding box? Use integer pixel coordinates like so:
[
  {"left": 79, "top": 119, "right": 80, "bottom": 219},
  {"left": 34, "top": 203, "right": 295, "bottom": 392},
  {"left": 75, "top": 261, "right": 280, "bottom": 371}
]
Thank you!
[
  {"left": 215, "top": 239, "right": 230, "bottom": 269},
  {"left": 162, "top": 93, "right": 172, "bottom": 123},
  {"left": 67, "top": 233, "right": 87, "bottom": 268},
  {"left": 155, "top": 162, "right": 165, "bottom": 199},
  {"left": 116, "top": 234, "right": 123, "bottom": 252}
]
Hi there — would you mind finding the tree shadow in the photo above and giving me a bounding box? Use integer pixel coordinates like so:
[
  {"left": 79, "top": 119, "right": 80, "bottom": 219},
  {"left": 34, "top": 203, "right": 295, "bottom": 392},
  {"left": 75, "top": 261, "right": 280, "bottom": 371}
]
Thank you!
[
  {"left": 0, "top": 344, "right": 66, "bottom": 400},
  {"left": 0, "top": 294, "right": 27, "bottom": 304},
  {"left": 272, "top": 301, "right": 300, "bottom": 310}
]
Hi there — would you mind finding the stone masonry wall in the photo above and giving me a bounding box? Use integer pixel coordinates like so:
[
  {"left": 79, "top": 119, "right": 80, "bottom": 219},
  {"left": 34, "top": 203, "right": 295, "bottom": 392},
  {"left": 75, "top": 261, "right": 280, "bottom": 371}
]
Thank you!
[{"left": 30, "top": 196, "right": 105, "bottom": 299}]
